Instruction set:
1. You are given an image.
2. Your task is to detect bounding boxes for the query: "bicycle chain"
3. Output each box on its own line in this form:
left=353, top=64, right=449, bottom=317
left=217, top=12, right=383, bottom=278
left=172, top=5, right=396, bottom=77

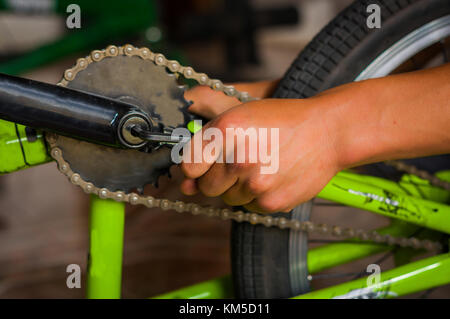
left=385, top=160, right=450, bottom=191
left=47, top=44, right=445, bottom=252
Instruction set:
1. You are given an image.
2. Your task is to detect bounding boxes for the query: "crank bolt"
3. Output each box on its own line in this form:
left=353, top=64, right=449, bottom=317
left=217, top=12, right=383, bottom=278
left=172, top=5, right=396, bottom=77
left=118, top=113, right=152, bottom=149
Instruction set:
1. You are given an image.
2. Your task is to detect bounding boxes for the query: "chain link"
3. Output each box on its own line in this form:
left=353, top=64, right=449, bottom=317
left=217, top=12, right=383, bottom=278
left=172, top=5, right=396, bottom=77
left=48, top=45, right=445, bottom=252
left=385, top=160, right=450, bottom=191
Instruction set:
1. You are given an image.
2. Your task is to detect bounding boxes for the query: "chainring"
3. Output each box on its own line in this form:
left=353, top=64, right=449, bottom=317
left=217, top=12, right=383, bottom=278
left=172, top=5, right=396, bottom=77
left=53, top=48, right=191, bottom=192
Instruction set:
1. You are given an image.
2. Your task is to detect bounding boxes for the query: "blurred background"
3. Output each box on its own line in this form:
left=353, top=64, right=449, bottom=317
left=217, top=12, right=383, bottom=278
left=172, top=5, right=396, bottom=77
left=0, top=0, right=448, bottom=298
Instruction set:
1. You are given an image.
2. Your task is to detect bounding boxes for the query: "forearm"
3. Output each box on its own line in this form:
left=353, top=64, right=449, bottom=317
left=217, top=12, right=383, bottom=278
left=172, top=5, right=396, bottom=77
left=334, top=63, right=450, bottom=169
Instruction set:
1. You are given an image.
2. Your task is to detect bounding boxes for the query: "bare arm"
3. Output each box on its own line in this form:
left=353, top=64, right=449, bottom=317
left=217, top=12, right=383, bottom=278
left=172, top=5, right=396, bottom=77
left=335, top=63, right=450, bottom=168
left=181, top=64, right=450, bottom=212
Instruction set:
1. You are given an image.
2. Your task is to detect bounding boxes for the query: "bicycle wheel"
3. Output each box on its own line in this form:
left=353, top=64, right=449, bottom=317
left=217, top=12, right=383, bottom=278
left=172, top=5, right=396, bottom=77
left=231, top=0, right=450, bottom=299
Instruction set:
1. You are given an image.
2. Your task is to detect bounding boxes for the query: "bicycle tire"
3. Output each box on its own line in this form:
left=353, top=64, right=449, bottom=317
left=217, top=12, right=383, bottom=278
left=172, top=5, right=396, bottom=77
left=231, top=0, right=450, bottom=299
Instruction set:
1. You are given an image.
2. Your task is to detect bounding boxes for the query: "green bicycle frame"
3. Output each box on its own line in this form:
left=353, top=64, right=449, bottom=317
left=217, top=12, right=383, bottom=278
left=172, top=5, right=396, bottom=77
left=155, top=252, right=450, bottom=299
left=0, top=120, right=51, bottom=173
left=87, top=196, right=125, bottom=299
left=1, top=114, right=449, bottom=298
left=296, top=252, right=450, bottom=299
left=152, top=168, right=450, bottom=299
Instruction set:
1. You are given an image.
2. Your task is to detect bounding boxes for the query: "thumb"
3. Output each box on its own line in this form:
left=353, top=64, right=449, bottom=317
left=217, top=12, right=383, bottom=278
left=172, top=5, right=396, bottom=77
left=180, top=119, right=222, bottom=179
left=185, top=85, right=242, bottom=119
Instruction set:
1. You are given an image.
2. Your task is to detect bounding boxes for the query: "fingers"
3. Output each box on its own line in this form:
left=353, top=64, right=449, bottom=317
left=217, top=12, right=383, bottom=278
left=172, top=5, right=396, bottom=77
left=180, top=178, right=199, bottom=196
left=221, top=179, right=255, bottom=207
left=180, top=124, right=221, bottom=179
left=180, top=98, right=289, bottom=208
left=242, top=178, right=294, bottom=213
left=180, top=106, right=265, bottom=206
left=243, top=197, right=289, bottom=214
left=240, top=80, right=280, bottom=99
left=243, top=177, right=314, bottom=213
left=181, top=175, right=295, bottom=213
left=185, top=80, right=281, bottom=120
left=185, top=85, right=241, bottom=119
left=243, top=200, right=264, bottom=213
left=197, top=163, right=238, bottom=197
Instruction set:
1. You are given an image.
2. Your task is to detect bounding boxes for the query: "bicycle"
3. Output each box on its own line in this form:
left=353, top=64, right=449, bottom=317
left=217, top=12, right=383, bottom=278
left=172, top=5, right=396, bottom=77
left=0, top=0, right=449, bottom=299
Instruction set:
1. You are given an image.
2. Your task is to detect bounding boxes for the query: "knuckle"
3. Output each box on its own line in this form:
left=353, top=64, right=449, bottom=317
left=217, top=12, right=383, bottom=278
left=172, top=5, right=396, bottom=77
left=197, top=177, right=217, bottom=197
left=245, top=175, right=273, bottom=196
left=191, top=85, right=212, bottom=101
left=225, top=162, right=248, bottom=174
left=243, top=203, right=256, bottom=212
left=180, top=162, right=199, bottom=179
left=214, top=113, right=239, bottom=131
left=221, top=192, right=243, bottom=207
left=256, top=196, right=285, bottom=213
left=221, top=195, right=237, bottom=206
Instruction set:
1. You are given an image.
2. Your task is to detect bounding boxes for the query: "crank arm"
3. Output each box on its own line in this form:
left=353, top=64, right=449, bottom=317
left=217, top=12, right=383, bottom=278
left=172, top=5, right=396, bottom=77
left=0, top=73, right=156, bottom=149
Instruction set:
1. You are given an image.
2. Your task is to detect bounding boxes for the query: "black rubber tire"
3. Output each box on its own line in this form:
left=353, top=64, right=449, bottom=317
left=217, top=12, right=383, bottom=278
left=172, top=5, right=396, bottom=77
left=231, top=0, right=450, bottom=299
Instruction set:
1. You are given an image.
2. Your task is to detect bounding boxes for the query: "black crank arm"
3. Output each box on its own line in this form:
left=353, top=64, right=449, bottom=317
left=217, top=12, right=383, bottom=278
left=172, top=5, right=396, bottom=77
left=0, top=73, right=150, bottom=148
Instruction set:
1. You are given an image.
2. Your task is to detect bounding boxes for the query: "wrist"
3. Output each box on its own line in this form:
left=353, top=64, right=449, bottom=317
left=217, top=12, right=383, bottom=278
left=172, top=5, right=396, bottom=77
left=327, top=80, right=384, bottom=170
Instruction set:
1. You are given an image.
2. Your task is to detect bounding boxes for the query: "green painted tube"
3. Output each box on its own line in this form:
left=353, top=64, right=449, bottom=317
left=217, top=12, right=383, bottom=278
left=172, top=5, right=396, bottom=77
left=336, top=170, right=450, bottom=203
left=87, top=196, right=125, bottom=299
left=307, top=221, right=420, bottom=274
left=295, top=253, right=450, bottom=299
left=318, top=173, right=450, bottom=234
left=153, top=276, right=233, bottom=299
left=0, top=119, right=51, bottom=174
